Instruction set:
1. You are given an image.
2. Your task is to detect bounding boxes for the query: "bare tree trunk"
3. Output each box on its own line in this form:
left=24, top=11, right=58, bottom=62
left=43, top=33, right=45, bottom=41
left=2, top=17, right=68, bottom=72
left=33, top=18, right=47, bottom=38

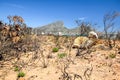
left=103, top=11, right=120, bottom=49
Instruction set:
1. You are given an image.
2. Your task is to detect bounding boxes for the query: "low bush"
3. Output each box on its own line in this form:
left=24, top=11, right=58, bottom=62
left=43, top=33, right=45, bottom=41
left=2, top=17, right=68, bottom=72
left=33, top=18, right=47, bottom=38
left=58, top=53, right=67, bottom=58
left=109, top=53, right=116, bottom=58
left=52, top=47, right=59, bottom=52
left=14, top=66, right=19, bottom=71
left=18, top=72, right=25, bottom=77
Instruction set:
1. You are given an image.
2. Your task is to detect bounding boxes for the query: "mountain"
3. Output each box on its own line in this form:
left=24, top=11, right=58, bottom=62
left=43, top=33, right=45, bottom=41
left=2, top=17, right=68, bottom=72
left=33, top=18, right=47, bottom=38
left=33, top=21, right=81, bottom=35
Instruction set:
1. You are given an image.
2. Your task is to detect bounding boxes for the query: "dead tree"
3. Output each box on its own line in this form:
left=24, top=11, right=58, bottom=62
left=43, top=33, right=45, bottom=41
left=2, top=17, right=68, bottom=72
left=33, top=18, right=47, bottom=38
left=7, top=15, right=12, bottom=25
left=75, top=20, right=93, bottom=36
left=7, top=15, right=24, bottom=27
left=103, top=11, right=120, bottom=48
left=116, top=31, right=120, bottom=40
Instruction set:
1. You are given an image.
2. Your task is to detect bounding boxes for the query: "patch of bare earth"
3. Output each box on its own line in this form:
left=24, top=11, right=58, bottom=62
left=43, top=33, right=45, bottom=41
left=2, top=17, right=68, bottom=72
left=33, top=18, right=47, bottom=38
left=0, top=35, right=120, bottom=80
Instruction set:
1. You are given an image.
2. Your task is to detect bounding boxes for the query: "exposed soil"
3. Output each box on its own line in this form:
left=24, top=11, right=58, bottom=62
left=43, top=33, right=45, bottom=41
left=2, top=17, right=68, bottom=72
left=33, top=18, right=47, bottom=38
left=0, top=35, right=120, bottom=80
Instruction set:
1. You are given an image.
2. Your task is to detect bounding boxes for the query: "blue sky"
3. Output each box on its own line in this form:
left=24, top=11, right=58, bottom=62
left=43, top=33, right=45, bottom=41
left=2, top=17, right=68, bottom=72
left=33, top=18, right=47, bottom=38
left=0, top=0, right=120, bottom=31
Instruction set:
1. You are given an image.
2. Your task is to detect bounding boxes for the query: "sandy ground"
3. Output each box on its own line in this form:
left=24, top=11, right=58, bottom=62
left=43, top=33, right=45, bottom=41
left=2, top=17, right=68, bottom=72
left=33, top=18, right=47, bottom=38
left=0, top=35, right=120, bottom=80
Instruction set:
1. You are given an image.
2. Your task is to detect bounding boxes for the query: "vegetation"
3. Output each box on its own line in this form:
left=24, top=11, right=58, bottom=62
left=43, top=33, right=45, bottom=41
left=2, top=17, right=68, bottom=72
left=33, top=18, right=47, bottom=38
left=58, top=53, right=67, bottom=58
left=109, top=53, right=116, bottom=58
left=75, top=20, right=94, bottom=35
left=0, top=11, right=120, bottom=80
left=14, top=66, right=19, bottom=71
left=0, top=15, right=34, bottom=62
left=103, top=11, right=120, bottom=48
left=18, top=72, right=25, bottom=77
left=52, top=47, right=59, bottom=52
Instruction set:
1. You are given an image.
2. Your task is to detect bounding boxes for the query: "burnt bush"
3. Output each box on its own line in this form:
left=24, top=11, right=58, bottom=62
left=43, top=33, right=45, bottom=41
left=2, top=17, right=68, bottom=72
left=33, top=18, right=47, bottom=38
left=0, top=16, right=39, bottom=61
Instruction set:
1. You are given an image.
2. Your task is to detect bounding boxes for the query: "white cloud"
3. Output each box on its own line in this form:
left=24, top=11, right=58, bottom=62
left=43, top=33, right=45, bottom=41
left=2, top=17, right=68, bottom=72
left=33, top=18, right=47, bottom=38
left=4, top=3, right=24, bottom=9
left=78, top=17, right=87, bottom=21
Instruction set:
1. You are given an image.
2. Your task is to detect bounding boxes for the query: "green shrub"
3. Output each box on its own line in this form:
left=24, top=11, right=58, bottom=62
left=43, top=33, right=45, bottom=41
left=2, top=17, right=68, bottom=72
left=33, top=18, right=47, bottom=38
left=14, top=66, right=19, bottom=71
left=52, top=47, right=59, bottom=52
left=18, top=72, right=25, bottom=77
left=109, top=53, right=116, bottom=58
left=58, top=53, right=67, bottom=58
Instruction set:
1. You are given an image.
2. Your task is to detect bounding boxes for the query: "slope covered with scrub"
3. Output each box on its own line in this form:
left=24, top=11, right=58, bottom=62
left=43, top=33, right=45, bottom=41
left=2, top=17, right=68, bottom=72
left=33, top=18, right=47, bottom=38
left=0, top=35, right=120, bottom=80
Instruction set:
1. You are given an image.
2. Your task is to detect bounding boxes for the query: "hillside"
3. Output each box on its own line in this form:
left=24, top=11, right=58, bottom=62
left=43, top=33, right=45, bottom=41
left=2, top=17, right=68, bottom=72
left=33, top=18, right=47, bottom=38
left=0, top=35, right=120, bottom=80
left=33, top=21, right=81, bottom=35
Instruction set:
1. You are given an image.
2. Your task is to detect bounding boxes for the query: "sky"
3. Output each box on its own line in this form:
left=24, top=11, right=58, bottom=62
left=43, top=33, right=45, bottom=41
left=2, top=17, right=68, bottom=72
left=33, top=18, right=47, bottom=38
left=0, top=0, right=120, bottom=31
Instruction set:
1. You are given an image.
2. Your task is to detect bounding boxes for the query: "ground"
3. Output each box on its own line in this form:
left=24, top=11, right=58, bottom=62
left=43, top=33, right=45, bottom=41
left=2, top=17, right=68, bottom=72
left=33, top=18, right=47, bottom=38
left=0, top=35, right=120, bottom=80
